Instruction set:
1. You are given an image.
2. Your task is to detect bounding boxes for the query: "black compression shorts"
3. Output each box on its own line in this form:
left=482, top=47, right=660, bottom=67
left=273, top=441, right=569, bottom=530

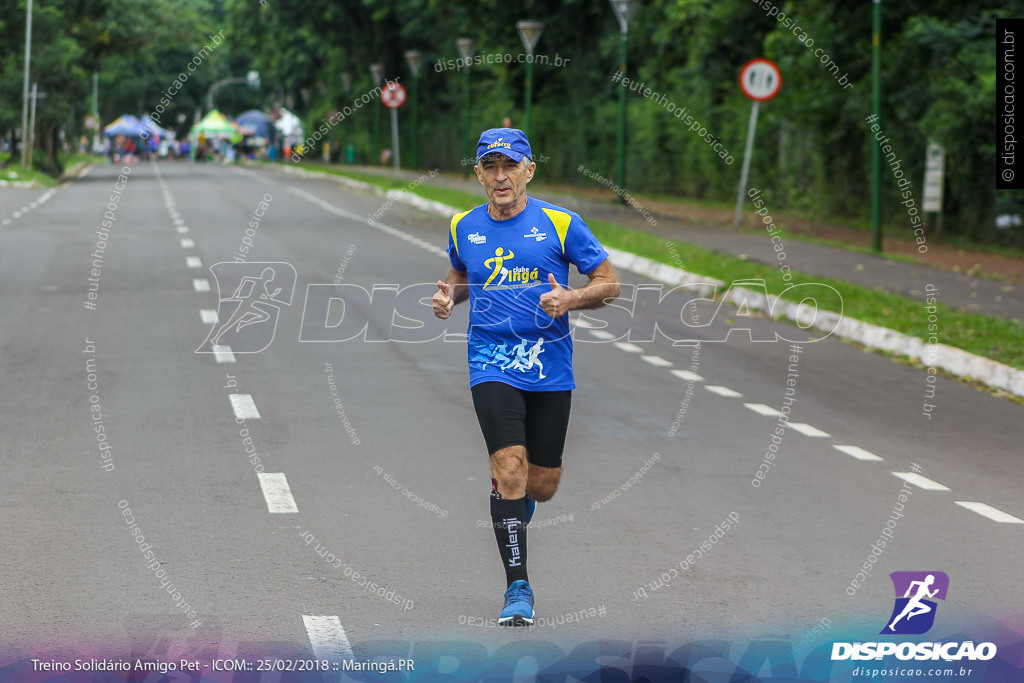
left=470, top=381, right=572, bottom=469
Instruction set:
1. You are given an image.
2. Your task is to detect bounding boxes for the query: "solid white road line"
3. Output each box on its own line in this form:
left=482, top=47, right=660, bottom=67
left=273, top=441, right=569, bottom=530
left=833, top=445, right=884, bottom=462
left=641, top=355, right=673, bottom=367
left=193, top=278, right=210, bottom=292
left=671, top=370, right=705, bottom=382
left=954, top=501, right=1024, bottom=524
left=229, top=393, right=261, bottom=420
left=303, top=615, right=354, bottom=660
left=232, top=167, right=276, bottom=186
left=744, top=403, right=783, bottom=417
left=613, top=341, right=643, bottom=353
left=786, top=422, right=831, bottom=438
left=892, top=471, right=951, bottom=492
left=257, top=472, right=299, bottom=513
left=212, top=345, right=236, bottom=364
left=705, top=385, right=742, bottom=397
left=200, top=309, right=219, bottom=324
left=288, top=186, right=448, bottom=258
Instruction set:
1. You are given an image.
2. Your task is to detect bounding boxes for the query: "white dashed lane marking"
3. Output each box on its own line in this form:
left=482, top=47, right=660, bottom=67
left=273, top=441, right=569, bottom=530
left=641, top=355, right=672, bottom=367
left=705, top=385, right=742, bottom=398
left=833, top=445, right=884, bottom=462
left=200, top=309, right=219, bottom=324
left=744, top=403, right=783, bottom=417
left=186, top=257, right=203, bottom=269
left=954, top=501, right=1024, bottom=524
left=213, top=345, right=236, bottom=364
left=177, top=226, right=189, bottom=234
left=180, top=238, right=195, bottom=248
left=193, top=278, right=210, bottom=292
left=588, top=330, right=616, bottom=341
left=613, top=341, right=643, bottom=353
left=229, top=393, right=261, bottom=420
left=786, top=422, right=831, bottom=438
left=257, top=472, right=299, bottom=513
left=671, top=370, right=704, bottom=382
left=892, top=471, right=951, bottom=492
left=303, top=615, right=354, bottom=660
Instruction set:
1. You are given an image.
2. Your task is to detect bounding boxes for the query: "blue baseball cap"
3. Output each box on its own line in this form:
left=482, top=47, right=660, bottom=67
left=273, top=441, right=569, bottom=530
left=476, top=128, right=533, bottom=164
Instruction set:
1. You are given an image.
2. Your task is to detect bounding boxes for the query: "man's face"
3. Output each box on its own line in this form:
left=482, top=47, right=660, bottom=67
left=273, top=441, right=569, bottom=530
left=475, top=153, right=535, bottom=211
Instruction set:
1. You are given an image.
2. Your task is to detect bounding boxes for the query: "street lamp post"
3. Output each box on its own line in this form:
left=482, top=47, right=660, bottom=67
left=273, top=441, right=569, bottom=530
left=516, top=21, right=544, bottom=139
left=206, top=71, right=260, bottom=111
left=340, top=72, right=351, bottom=164
left=20, top=0, right=33, bottom=170
left=370, top=63, right=385, bottom=165
left=404, top=50, right=423, bottom=170
left=609, top=0, right=640, bottom=204
left=456, top=38, right=477, bottom=171
left=871, top=0, right=883, bottom=252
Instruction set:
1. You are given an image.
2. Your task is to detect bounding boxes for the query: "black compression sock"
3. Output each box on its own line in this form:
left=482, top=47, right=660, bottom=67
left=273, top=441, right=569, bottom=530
left=490, top=496, right=528, bottom=586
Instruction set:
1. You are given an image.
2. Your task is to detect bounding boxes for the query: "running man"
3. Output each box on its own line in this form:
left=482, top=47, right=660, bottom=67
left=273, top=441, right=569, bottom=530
left=432, top=128, right=620, bottom=626
left=211, top=266, right=284, bottom=345
left=888, top=574, right=939, bottom=631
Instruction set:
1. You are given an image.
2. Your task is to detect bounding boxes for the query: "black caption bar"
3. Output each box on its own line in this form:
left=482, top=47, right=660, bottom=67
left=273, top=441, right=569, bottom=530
left=997, top=18, right=1024, bottom=189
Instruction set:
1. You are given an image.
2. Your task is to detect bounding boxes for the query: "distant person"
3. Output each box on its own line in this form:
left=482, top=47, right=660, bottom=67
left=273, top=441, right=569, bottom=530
left=432, top=128, right=619, bottom=626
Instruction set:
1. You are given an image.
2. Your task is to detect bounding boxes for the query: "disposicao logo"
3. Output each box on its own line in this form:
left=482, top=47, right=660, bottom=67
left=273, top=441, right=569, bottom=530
left=882, top=571, right=948, bottom=635
left=831, top=571, right=997, bottom=663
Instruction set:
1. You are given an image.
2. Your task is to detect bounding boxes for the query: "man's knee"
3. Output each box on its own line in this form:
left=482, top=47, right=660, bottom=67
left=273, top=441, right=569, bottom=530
left=491, top=446, right=528, bottom=493
left=527, top=467, right=561, bottom=502
left=528, top=484, right=557, bottom=502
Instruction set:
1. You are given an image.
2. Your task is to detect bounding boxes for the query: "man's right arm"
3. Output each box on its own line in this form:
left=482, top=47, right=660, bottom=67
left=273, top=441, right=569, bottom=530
left=432, top=267, right=469, bottom=319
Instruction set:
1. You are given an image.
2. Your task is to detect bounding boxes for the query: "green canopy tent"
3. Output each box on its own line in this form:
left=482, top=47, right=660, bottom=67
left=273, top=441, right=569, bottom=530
left=190, top=109, right=242, bottom=143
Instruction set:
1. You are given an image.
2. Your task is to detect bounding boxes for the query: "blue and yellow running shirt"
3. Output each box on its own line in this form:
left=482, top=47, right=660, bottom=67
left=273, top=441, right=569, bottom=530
left=447, top=197, right=609, bottom=391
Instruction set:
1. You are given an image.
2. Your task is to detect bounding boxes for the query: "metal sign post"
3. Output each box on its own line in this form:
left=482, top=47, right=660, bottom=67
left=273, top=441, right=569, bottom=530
left=381, top=82, right=407, bottom=172
left=733, top=59, right=782, bottom=226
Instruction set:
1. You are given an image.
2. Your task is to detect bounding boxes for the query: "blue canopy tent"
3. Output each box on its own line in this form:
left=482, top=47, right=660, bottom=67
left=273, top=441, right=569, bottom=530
left=141, top=115, right=171, bottom=139
left=104, top=114, right=144, bottom=137
left=235, top=110, right=274, bottom=139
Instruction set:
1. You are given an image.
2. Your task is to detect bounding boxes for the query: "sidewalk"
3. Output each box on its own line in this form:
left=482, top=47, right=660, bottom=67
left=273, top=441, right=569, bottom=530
left=347, top=164, right=1022, bottom=324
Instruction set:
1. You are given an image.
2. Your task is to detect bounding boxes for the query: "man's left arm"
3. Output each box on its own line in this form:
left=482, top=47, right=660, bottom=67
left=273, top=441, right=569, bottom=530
left=540, top=259, right=620, bottom=318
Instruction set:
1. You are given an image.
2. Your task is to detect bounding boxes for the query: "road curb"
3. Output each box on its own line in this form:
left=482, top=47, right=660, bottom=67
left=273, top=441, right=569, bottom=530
left=268, top=162, right=1024, bottom=399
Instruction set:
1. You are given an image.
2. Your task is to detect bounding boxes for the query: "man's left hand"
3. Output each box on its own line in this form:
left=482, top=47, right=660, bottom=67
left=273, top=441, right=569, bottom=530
left=540, top=273, right=579, bottom=318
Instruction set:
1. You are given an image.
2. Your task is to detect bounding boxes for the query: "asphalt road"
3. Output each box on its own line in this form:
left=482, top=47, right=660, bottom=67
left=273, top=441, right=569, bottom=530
left=0, top=161, right=1021, bottom=679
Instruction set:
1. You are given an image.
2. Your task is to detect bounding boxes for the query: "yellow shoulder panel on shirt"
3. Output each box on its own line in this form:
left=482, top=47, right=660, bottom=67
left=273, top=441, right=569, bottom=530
left=541, top=208, right=572, bottom=253
left=449, top=210, right=473, bottom=257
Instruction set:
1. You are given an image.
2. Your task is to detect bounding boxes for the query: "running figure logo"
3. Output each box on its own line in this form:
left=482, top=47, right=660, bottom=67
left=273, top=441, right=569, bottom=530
left=471, top=338, right=547, bottom=378
left=881, top=571, right=949, bottom=635
left=196, top=262, right=296, bottom=353
left=483, top=247, right=514, bottom=289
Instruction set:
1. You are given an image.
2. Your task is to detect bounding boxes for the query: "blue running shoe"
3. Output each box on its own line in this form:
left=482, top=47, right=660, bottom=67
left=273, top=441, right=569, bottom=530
left=498, top=580, right=534, bottom=626
left=524, top=494, right=536, bottom=525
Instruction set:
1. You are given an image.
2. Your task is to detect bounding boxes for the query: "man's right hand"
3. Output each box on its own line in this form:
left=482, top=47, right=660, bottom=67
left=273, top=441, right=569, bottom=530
left=433, top=280, right=455, bottom=319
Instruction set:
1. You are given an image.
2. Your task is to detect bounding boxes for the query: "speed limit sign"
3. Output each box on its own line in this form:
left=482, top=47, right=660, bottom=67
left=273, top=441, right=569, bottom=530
left=739, top=58, right=782, bottom=101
